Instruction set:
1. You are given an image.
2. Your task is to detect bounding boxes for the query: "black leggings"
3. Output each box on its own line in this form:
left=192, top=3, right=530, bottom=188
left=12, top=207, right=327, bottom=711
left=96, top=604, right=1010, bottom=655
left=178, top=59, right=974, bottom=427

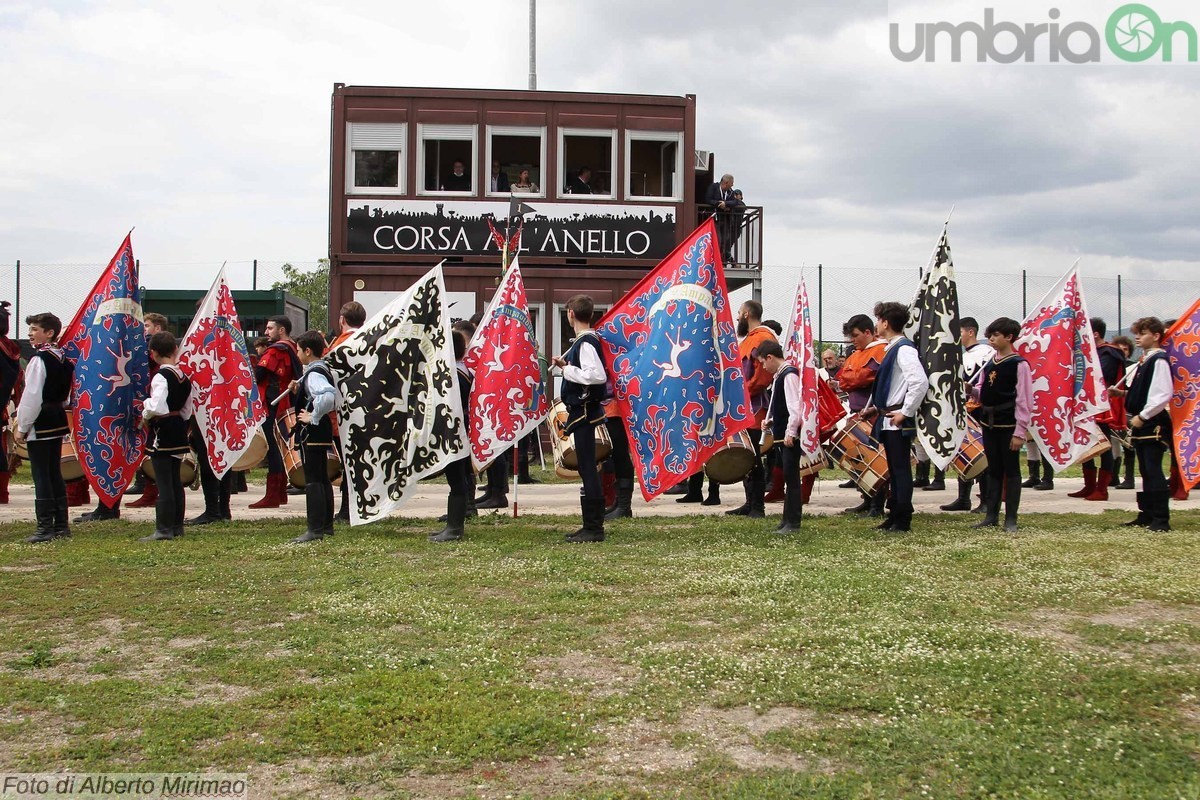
left=880, top=430, right=913, bottom=520
left=982, top=426, right=1022, bottom=502
left=1134, top=437, right=1168, bottom=494
left=263, top=413, right=284, bottom=474
left=302, top=444, right=333, bottom=532
left=27, top=437, right=65, bottom=501
left=605, top=417, right=634, bottom=481
left=572, top=424, right=602, bottom=500
left=151, top=453, right=185, bottom=531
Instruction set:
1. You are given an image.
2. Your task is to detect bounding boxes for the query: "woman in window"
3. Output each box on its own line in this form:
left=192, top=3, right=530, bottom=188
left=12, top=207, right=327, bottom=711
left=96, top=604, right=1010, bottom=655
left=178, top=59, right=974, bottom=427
left=511, top=168, right=539, bottom=194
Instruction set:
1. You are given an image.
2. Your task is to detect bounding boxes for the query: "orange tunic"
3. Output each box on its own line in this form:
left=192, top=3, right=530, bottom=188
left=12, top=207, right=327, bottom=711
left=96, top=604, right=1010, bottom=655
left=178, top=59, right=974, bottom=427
left=740, top=325, right=778, bottom=422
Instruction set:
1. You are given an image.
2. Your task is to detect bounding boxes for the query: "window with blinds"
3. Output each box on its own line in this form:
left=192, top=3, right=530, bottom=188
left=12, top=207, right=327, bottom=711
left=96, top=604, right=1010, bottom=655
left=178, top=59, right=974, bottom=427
left=347, top=123, right=406, bottom=193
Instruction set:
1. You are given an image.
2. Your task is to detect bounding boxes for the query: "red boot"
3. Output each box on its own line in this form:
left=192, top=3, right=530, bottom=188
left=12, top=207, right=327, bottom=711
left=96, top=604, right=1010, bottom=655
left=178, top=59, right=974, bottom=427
left=1170, top=462, right=1190, bottom=501
left=248, top=473, right=286, bottom=509
left=126, top=477, right=158, bottom=508
left=801, top=473, right=816, bottom=505
left=1085, top=470, right=1110, bottom=501
left=602, top=471, right=616, bottom=509
left=763, top=466, right=785, bottom=502
left=1067, top=465, right=1096, bottom=498
left=66, top=478, right=91, bottom=507
left=0, top=471, right=9, bottom=504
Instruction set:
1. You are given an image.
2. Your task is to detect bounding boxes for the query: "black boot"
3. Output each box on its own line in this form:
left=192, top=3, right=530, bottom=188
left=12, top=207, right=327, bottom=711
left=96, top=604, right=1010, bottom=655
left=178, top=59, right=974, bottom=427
left=701, top=480, right=722, bottom=506
left=775, top=476, right=803, bottom=535
left=233, top=471, right=248, bottom=494
left=566, top=497, right=605, bottom=543
left=75, top=500, right=119, bottom=524
left=972, top=474, right=988, bottom=513
left=866, top=486, right=887, bottom=518
left=53, top=497, right=71, bottom=539
left=972, top=483, right=1000, bottom=528
left=1021, top=459, right=1040, bottom=488
left=1034, top=458, right=1054, bottom=490
left=1122, top=492, right=1150, bottom=527
left=747, top=470, right=766, bottom=519
left=517, top=441, right=540, bottom=484
left=923, top=467, right=946, bottom=491
left=431, top=495, right=467, bottom=542
left=1109, top=459, right=1122, bottom=487
left=291, top=482, right=328, bottom=543
left=1004, top=482, right=1021, bottom=533
left=913, top=461, right=931, bottom=488
left=605, top=479, right=634, bottom=520
left=844, top=494, right=871, bottom=514
left=677, top=472, right=704, bottom=504
left=1117, top=454, right=1135, bottom=489
left=25, top=499, right=58, bottom=543
left=940, top=479, right=973, bottom=511
left=1146, top=490, right=1172, bottom=532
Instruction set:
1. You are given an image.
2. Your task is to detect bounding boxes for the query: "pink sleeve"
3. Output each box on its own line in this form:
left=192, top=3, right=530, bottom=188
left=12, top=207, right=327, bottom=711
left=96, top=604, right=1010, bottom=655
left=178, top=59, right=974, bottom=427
left=1014, top=361, right=1033, bottom=440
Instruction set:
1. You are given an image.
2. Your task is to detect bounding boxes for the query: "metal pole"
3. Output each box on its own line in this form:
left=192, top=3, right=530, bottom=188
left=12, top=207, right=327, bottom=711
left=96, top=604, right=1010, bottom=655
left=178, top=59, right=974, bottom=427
left=1117, top=274, right=1123, bottom=334
left=13, top=260, right=19, bottom=339
left=253, top=259, right=258, bottom=291
left=1022, top=269, right=1027, bottom=319
left=528, top=0, right=537, bottom=90
left=817, top=263, right=823, bottom=348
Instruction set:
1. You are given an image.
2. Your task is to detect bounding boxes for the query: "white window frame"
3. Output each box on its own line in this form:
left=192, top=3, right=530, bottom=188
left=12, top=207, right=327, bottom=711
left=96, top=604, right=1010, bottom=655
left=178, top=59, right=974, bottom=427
left=345, top=122, right=407, bottom=195
left=485, top=125, right=547, bottom=198
left=625, top=130, right=684, bottom=202
left=417, top=123, right=478, bottom=197
left=558, top=127, right=617, bottom=200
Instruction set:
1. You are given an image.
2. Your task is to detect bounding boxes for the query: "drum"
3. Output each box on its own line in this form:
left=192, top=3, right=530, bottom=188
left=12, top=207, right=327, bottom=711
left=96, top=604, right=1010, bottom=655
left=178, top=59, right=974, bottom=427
left=828, top=418, right=889, bottom=496
left=141, top=452, right=198, bottom=485
left=951, top=416, right=988, bottom=481
left=550, top=398, right=611, bottom=473
left=798, top=450, right=825, bottom=478
left=704, top=430, right=756, bottom=485
left=232, top=428, right=268, bottom=472
left=277, top=408, right=344, bottom=488
left=1071, top=438, right=1111, bottom=466
left=12, top=420, right=82, bottom=479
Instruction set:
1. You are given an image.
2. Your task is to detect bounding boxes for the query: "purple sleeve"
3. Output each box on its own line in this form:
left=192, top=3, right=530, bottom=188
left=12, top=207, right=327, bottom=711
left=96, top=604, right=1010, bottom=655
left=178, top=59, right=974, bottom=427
left=1014, top=361, right=1033, bottom=440
left=968, top=368, right=983, bottom=401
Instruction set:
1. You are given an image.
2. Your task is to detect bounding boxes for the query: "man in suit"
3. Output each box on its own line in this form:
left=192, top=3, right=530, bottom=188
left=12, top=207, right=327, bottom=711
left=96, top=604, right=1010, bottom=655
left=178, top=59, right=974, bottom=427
left=705, top=174, right=740, bottom=264
left=566, top=167, right=592, bottom=195
left=489, top=160, right=511, bottom=193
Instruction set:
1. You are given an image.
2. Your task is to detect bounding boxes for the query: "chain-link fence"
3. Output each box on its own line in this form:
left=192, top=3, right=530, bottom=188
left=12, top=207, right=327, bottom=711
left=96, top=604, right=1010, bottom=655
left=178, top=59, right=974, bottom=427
left=757, top=265, right=1200, bottom=349
left=0, top=259, right=324, bottom=337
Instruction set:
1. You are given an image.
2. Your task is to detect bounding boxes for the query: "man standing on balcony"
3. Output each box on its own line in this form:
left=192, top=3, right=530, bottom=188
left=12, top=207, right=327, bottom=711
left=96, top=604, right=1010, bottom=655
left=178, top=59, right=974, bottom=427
left=704, top=174, right=738, bottom=266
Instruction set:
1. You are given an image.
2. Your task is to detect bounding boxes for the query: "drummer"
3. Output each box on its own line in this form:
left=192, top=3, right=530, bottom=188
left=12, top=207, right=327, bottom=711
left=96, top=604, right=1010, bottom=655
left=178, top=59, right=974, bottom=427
left=940, top=317, right=994, bottom=514
left=757, top=341, right=804, bottom=535
left=836, top=314, right=885, bottom=516
left=287, top=330, right=339, bottom=544
left=968, top=317, right=1033, bottom=533
left=862, top=301, right=929, bottom=533
left=550, top=295, right=608, bottom=543
left=139, top=332, right=195, bottom=541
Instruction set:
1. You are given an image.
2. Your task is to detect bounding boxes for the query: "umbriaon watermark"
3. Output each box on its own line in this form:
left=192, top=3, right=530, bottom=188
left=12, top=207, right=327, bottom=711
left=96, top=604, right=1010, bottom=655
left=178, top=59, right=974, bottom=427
left=890, top=4, right=1198, bottom=63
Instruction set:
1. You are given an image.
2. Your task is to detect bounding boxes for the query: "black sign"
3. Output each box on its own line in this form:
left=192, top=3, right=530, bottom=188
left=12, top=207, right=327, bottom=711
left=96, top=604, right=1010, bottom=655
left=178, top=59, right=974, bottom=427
left=347, top=200, right=676, bottom=260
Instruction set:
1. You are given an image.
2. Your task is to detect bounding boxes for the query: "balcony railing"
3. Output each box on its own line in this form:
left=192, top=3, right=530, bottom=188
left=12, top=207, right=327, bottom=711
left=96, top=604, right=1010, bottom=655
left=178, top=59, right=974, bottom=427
left=696, top=205, right=763, bottom=271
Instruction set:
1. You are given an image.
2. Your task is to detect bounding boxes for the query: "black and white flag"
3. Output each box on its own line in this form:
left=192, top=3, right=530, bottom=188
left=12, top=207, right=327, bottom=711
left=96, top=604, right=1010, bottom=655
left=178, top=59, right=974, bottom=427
left=906, top=224, right=965, bottom=471
left=325, top=264, right=468, bottom=525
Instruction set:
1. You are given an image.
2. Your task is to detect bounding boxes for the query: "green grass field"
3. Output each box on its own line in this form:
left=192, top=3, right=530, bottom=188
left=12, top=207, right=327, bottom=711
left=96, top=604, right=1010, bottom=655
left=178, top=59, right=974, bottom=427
left=0, top=509, right=1196, bottom=799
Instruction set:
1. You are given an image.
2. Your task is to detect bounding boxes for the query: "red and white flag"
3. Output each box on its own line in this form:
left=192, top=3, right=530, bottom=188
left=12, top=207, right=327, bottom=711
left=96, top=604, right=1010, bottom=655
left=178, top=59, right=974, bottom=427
left=783, top=274, right=822, bottom=461
left=464, top=258, right=549, bottom=471
left=1016, top=262, right=1109, bottom=471
left=178, top=267, right=266, bottom=478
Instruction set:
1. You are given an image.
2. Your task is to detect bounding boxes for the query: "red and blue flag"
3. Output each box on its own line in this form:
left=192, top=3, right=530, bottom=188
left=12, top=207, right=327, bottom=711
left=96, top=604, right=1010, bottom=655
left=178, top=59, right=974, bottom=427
left=596, top=219, right=753, bottom=501
left=59, top=233, right=149, bottom=506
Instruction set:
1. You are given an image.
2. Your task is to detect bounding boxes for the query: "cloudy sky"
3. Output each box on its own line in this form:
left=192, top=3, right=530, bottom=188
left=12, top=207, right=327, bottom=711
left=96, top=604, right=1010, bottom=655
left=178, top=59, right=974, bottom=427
left=1, top=0, right=1197, bottom=329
